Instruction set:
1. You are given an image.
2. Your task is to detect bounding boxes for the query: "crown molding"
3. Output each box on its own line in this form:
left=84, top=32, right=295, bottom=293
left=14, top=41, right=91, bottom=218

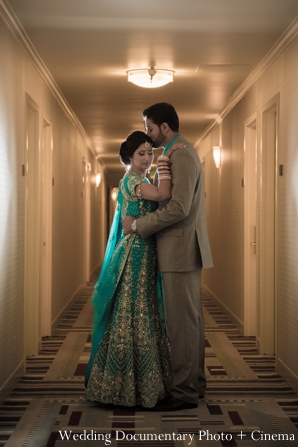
left=194, top=15, right=298, bottom=147
left=0, top=0, right=96, bottom=155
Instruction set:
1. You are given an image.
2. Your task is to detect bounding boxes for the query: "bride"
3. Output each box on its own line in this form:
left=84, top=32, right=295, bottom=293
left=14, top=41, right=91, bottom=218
left=85, top=131, right=182, bottom=408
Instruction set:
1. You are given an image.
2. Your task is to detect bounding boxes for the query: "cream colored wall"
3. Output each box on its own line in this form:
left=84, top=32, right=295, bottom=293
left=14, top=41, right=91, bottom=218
left=0, top=13, right=105, bottom=402
left=198, top=33, right=298, bottom=388
left=201, top=113, right=246, bottom=327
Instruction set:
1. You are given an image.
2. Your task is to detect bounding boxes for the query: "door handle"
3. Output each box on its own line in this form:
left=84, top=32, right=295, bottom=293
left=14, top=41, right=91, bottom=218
left=251, top=226, right=256, bottom=253
left=251, top=241, right=256, bottom=254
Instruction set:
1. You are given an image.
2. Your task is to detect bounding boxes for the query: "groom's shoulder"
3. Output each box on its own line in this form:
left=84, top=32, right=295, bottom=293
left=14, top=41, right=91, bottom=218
left=174, top=136, right=198, bottom=160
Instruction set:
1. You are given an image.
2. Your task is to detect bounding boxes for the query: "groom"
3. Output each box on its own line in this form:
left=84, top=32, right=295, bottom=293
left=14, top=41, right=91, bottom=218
left=123, top=103, right=213, bottom=411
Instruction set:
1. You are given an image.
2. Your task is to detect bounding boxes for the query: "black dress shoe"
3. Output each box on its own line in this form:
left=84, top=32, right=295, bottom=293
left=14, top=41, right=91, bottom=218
left=150, top=396, right=197, bottom=412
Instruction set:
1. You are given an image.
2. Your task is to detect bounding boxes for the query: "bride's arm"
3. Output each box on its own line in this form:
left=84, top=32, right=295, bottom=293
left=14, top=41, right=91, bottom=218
left=136, top=179, right=171, bottom=202
left=135, top=154, right=172, bottom=201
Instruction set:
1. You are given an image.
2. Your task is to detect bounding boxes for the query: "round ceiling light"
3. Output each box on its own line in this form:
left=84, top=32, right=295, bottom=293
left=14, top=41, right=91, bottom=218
left=127, top=67, right=174, bottom=88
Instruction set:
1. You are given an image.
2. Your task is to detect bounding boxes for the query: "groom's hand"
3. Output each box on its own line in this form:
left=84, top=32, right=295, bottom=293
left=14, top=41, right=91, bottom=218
left=122, top=215, right=136, bottom=234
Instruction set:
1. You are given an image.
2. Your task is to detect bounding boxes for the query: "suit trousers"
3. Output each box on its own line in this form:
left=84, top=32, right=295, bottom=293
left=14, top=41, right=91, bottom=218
left=163, top=268, right=205, bottom=404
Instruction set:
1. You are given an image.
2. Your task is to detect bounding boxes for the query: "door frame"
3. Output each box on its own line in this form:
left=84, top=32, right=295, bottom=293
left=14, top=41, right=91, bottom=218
left=82, top=157, right=91, bottom=284
left=24, top=94, right=41, bottom=356
left=41, top=117, right=53, bottom=336
left=244, top=114, right=257, bottom=336
left=259, top=94, right=279, bottom=355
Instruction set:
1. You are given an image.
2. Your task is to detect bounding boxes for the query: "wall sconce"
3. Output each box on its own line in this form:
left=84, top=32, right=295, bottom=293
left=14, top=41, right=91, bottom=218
left=111, top=188, right=117, bottom=201
left=213, top=146, right=221, bottom=168
left=95, top=172, right=102, bottom=187
left=127, top=67, right=174, bottom=88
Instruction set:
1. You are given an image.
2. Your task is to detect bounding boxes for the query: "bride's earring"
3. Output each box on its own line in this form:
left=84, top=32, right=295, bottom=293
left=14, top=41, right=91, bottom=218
left=129, top=158, right=133, bottom=173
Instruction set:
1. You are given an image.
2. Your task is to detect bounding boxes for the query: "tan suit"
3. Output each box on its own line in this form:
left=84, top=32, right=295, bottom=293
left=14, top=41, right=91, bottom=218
left=137, top=136, right=213, bottom=403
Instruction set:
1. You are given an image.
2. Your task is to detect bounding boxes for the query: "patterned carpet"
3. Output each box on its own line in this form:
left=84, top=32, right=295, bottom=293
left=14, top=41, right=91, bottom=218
left=1, top=273, right=298, bottom=447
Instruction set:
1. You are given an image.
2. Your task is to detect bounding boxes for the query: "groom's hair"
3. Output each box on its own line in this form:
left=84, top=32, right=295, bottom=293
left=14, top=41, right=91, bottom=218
left=143, top=103, right=179, bottom=132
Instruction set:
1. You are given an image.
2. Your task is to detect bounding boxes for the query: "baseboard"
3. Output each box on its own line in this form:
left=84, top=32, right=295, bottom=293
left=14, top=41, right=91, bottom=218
left=90, top=263, right=102, bottom=278
left=203, top=285, right=244, bottom=333
left=0, top=361, right=25, bottom=405
left=277, top=359, right=298, bottom=394
left=51, top=284, right=83, bottom=331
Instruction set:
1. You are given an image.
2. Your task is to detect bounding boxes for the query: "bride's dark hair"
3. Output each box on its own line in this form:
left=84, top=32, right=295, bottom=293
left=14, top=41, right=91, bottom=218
left=119, top=131, right=154, bottom=166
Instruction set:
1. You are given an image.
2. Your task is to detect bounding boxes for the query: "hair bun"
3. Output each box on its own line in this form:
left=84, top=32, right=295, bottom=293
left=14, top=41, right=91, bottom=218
left=119, top=130, right=154, bottom=168
left=119, top=141, right=127, bottom=154
left=119, top=141, right=130, bottom=165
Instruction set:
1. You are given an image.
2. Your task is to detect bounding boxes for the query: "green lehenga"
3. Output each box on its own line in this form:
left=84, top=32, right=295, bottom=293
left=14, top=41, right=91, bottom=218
left=85, top=173, right=172, bottom=408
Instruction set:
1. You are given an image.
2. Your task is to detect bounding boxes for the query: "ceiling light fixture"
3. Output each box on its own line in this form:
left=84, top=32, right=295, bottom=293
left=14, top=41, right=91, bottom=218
left=127, top=67, right=174, bottom=88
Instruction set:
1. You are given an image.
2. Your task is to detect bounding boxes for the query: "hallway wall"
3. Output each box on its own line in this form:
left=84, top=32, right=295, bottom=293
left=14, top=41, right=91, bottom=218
left=198, top=30, right=298, bottom=390
left=0, top=12, right=105, bottom=402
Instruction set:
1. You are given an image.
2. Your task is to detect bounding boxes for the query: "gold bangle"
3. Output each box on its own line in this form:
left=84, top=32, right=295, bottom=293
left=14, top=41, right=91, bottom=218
left=157, top=155, right=170, bottom=162
left=158, top=175, right=172, bottom=181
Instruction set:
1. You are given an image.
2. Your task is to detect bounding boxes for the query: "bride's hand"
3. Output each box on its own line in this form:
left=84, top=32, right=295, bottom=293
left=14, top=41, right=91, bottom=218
left=166, top=143, right=186, bottom=158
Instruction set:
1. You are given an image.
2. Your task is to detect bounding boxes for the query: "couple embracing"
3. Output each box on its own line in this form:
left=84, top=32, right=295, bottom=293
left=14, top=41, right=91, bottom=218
left=85, top=102, right=213, bottom=411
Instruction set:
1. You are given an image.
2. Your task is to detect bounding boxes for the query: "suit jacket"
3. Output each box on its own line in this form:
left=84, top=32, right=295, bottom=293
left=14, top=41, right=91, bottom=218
left=136, top=135, right=213, bottom=272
